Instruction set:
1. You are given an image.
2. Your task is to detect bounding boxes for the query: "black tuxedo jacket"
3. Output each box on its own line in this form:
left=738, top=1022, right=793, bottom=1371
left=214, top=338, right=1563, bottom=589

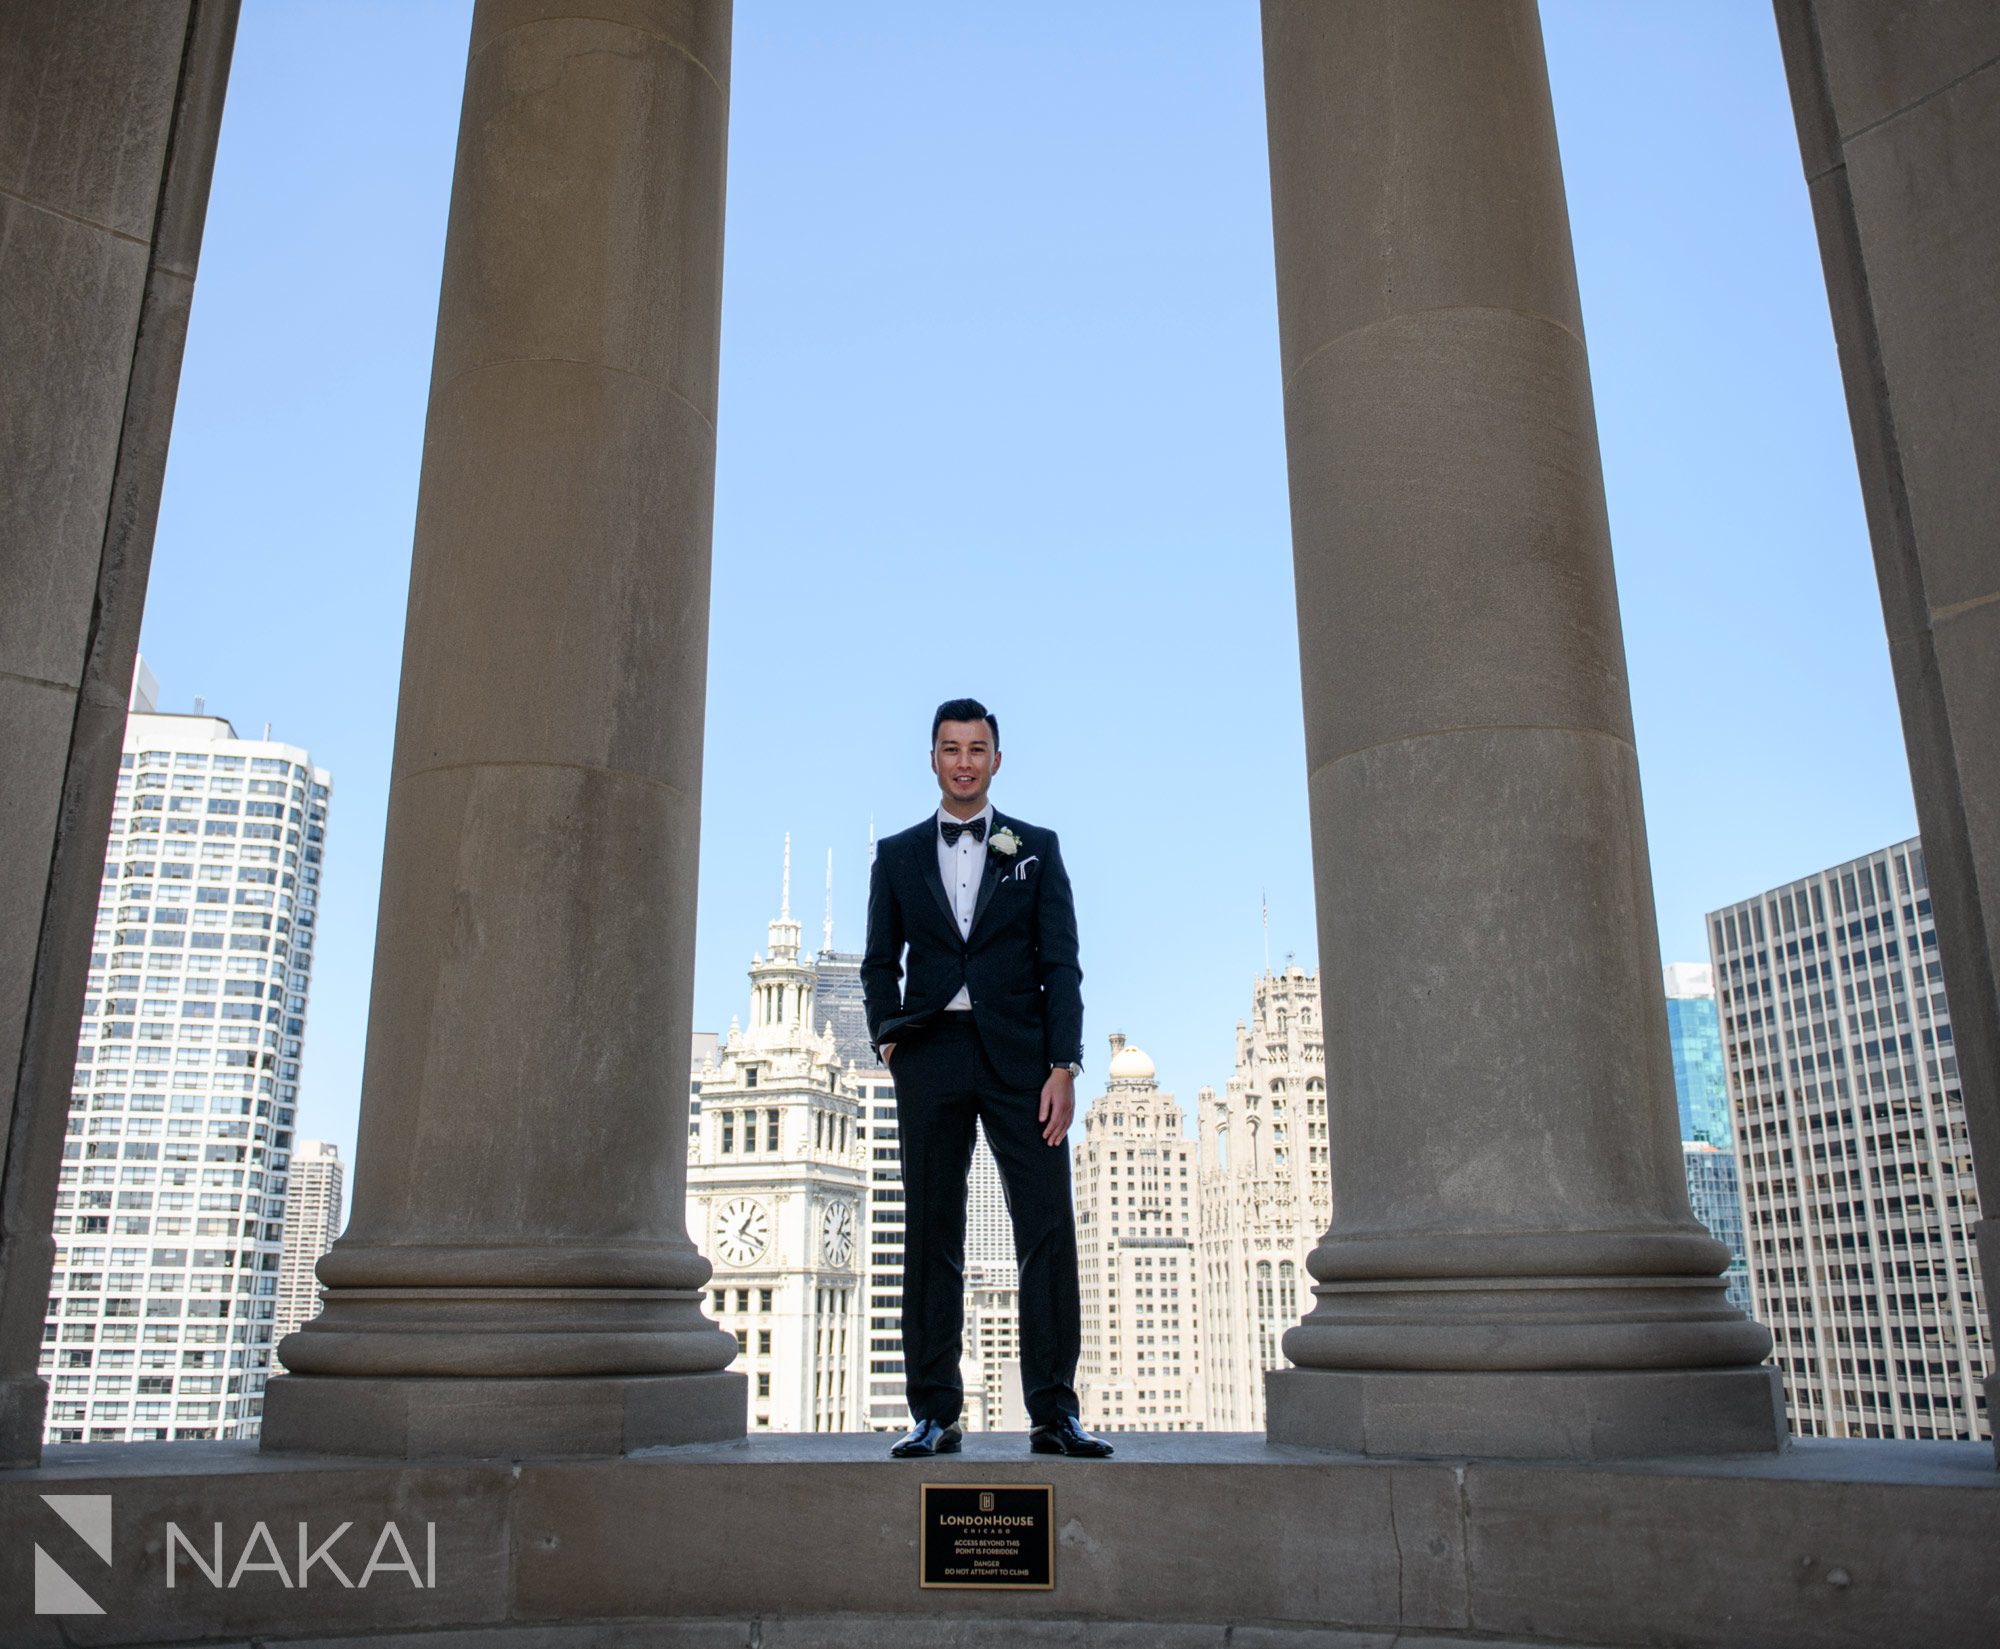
left=861, top=810, right=1084, bottom=1092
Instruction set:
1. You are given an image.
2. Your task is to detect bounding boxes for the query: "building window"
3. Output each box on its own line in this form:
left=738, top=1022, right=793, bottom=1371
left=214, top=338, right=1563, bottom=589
left=765, top=1109, right=779, bottom=1152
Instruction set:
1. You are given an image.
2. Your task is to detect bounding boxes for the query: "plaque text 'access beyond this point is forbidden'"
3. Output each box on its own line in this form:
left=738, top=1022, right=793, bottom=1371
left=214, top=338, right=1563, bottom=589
left=919, top=1484, right=1054, bottom=1589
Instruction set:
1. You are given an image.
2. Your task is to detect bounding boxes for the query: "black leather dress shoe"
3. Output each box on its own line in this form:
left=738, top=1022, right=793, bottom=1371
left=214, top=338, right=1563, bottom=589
left=890, top=1418, right=963, bottom=1458
left=1029, top=1416, right=1114, bottom=1458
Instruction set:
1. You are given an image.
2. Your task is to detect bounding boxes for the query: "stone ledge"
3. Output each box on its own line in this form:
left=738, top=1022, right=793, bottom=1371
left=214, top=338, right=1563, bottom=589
left=52, top=1623, right=1650, bottom=1649
left=260, top=1371, right=748, bottom=1458
left=1266, top=1365, right=1787, bottom=1458
left=1, top=1434, right=1994, bottom=1648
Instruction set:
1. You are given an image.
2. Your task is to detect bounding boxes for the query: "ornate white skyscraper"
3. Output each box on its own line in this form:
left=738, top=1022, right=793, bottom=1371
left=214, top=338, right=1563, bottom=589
left=39, top=683, right=331, bottom=1443
left=1074, top=1035, right=1203, bottom=1431
left=1196, top=965, right=1328, bottom=1431
left=273, top=1140, right=344, bottom=1363
left=689, top=840, right=868, bottom=1431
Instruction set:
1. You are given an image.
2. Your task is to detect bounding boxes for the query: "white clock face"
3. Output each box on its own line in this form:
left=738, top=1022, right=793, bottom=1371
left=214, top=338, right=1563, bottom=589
left=715, top=1198, right=770, bottom=1267
left=821, top=1200, right=855, bottom=1269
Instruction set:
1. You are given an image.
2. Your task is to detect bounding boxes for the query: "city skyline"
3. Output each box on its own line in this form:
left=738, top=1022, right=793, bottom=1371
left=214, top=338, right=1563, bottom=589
left=136, top=1, right=1914, bottom=1186
left=56, top=728, right=1972, bottom=1445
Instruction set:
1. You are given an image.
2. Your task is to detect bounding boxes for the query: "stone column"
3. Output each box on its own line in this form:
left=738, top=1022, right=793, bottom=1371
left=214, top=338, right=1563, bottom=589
left=1772, top=0, right=2000, bottom=1465
left=261, top=0, right=742, bottom=1458
left=1259, top=0, right=1782, bottom=1458
left=0, top=0, right=238, bottom=1468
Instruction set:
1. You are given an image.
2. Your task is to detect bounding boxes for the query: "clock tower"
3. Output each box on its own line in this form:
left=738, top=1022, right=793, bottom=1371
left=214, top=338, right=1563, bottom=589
left=688, top=838, right=869, bottom=1431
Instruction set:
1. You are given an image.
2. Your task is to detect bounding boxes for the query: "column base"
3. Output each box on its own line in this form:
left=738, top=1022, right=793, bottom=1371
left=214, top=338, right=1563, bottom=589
left=1266, top=1366, right=1786, bottom=1460
left=260, top=1370, right=746, bottom=1459
left=0, top=1374, right=48, bottom=1468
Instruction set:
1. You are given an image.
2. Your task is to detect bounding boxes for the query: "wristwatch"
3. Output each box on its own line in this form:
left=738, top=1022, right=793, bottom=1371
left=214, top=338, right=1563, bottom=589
left=1060, top=1060, right=1083, bottom=1077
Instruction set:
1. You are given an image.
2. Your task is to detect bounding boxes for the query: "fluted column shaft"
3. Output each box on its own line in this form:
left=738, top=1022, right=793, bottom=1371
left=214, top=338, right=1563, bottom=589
left=1260, top=0, right=1780, bottom=1457
left=264, top=0, right=741, bottom=1456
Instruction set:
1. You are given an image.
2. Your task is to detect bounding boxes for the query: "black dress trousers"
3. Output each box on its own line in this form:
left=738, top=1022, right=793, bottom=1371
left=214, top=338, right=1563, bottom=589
left=889, top=1012, right=1081, bottom=1429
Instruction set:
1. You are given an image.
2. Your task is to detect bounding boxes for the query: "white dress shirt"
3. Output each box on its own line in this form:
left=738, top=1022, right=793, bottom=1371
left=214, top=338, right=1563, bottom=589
left=935, top=801, right=993, bottom=1010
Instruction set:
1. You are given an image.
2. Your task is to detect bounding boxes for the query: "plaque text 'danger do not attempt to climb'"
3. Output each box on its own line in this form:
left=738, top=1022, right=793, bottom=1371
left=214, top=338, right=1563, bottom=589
left=919, top=1483, right=1055, bottom=1589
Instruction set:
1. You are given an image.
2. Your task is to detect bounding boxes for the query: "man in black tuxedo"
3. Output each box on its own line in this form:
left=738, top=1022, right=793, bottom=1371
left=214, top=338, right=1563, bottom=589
left=863, top=698, right=1113, bottom=1459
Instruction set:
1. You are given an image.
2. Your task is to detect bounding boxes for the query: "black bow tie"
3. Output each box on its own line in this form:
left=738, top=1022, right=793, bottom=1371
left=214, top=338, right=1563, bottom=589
left=939, top=816, right=988, bottom=845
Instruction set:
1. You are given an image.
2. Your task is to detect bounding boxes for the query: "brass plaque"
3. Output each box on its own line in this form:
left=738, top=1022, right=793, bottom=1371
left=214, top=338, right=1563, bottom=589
left=919, top=1483, right=1055, bottom=1590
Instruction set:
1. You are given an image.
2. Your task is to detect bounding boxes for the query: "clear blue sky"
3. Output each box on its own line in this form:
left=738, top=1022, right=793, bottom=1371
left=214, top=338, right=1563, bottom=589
left=143, top=1, right=1914, bottom=1193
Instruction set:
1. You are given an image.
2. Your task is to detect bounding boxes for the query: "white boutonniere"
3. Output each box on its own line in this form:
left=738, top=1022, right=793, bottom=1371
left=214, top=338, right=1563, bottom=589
left=989, top=826, right=1022, bottom=858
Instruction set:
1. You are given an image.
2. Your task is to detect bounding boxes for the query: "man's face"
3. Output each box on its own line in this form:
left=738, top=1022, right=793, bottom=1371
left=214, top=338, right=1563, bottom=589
left=931, top=719, right=1000, bottom=813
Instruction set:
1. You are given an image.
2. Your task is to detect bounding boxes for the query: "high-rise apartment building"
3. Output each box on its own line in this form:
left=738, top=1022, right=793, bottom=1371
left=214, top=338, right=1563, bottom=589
left=1195, top=966, right=1327, bottom=1431
left=1709, top=838, right=1989, bottom=1440
left=1664, top=963, right=1751, bottom=1312
left=688, top=847, right=867, bottom=1431
left=40, top=687, right=330, bottom=1443
left=273, top=1139, right=344, bottom=1362
left=1075, top=1035, right=1203, bottom=1431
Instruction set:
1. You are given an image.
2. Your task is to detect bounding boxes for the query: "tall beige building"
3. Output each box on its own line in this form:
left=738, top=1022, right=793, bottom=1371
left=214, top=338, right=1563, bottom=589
left=1196, top=966, right=1328, bottom=1431
left=1710, top=839, right=1989, bottom=1441
left=273, top=1140, right=344, bottom=1366
left=688, top=843, right=868, bottom=1432
left=1074, top=1035, right=1203, bottom=1431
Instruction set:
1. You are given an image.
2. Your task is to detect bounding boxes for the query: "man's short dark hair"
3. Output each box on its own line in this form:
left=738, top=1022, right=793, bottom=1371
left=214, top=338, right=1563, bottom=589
left=932, top=697, right=999, bottom=749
